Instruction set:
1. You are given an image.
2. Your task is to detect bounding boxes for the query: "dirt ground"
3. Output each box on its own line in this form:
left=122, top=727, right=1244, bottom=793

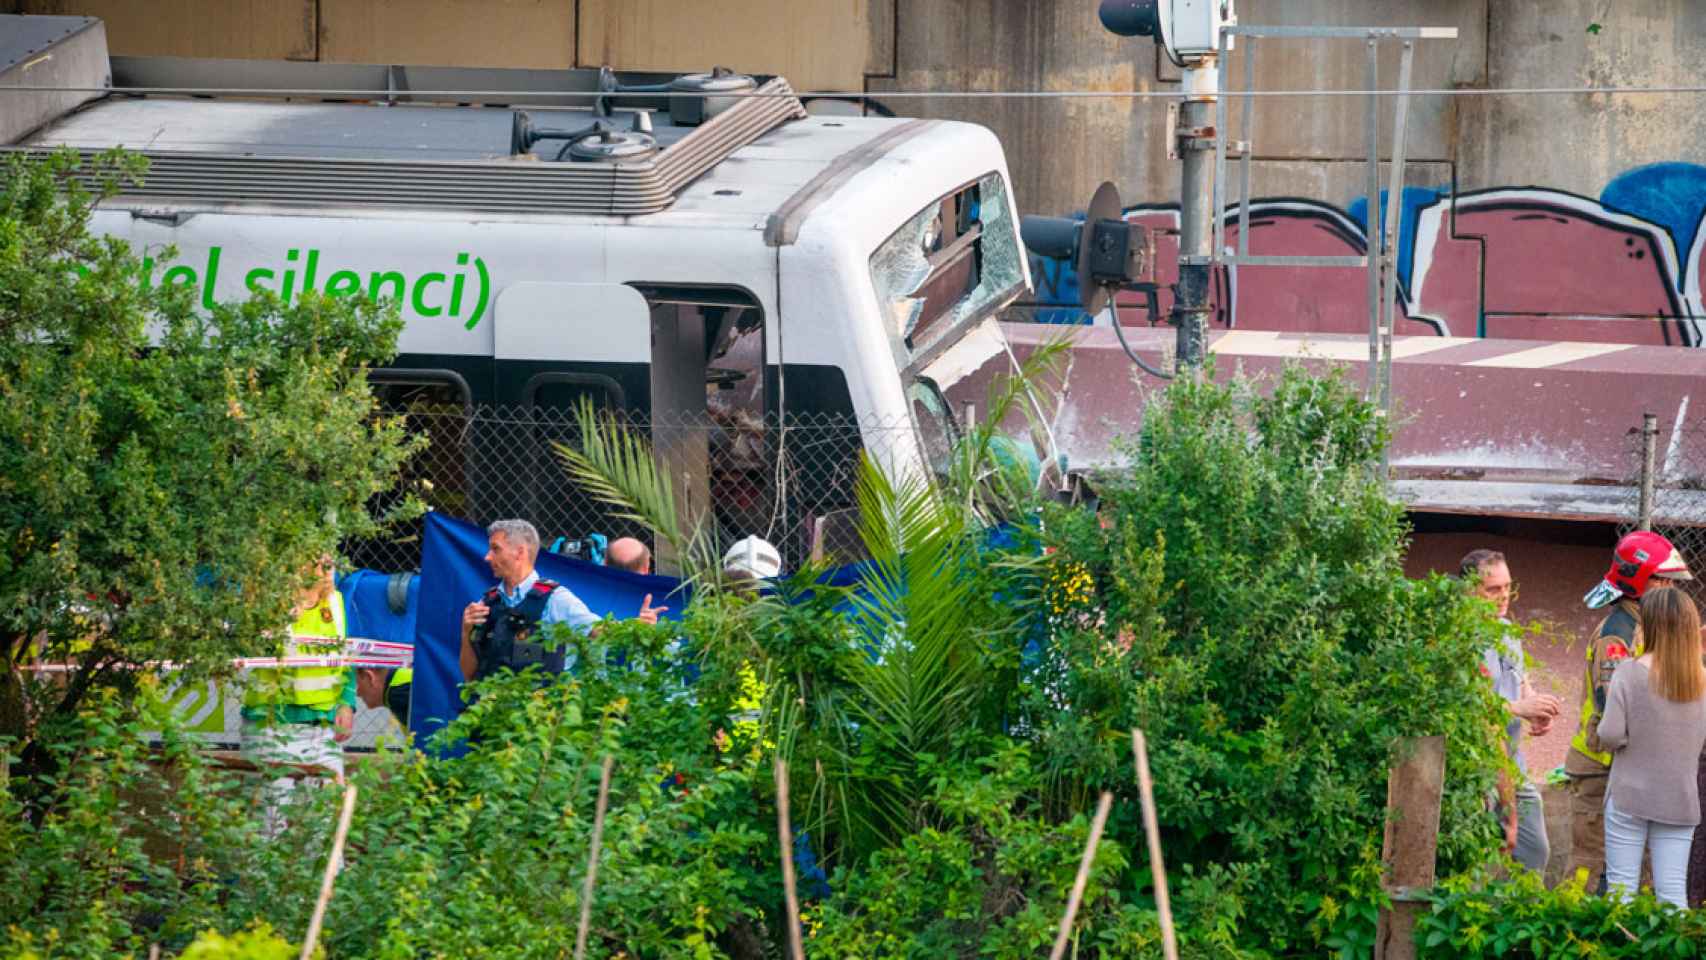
left=1405, top=523, right=1621, bottom=778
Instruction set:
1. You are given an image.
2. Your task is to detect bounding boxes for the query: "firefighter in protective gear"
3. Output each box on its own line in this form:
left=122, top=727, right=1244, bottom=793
left=1564, top=531, right=1693, bottom=892
left=713, top=536, right=783, bottom=755
left=723, top=535, right=782, bottom=584
left=240, top=556, right=356, bottom=836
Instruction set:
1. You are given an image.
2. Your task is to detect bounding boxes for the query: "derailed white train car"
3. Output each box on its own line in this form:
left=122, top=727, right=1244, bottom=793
left=5, top=14, right=1034, bottom=567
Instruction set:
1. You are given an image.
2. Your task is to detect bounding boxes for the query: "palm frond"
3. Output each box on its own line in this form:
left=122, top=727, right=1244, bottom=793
left=833, top=452, right=996, bottom=835
left=943, top=334, right=1074, bottom=522
left=823, top=336, right=1073, bottom=837
left=550, top=397, right=681, bottom=540
left=550, top=396, right=721, bottom=577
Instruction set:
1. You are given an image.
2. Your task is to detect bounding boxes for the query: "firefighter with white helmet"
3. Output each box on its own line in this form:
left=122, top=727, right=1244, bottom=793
left=722, top=535, right=782, bottom=584
left=1565, top=531, right=1693, bottom=892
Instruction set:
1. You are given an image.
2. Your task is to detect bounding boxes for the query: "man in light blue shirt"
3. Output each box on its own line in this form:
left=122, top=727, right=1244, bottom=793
left=459, top=519, right=599, bottom=681
left=1464, top=548, right=1562, bottom=875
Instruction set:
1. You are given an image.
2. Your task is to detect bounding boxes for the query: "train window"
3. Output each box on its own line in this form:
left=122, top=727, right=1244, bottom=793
left=523, top=372, right=626, bottom=414
left=367, top=368, right=471, bottom=413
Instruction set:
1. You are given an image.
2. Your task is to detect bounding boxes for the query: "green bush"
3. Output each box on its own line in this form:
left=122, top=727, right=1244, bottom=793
left=1417, top=869, right=1706, bottom=957
left=810, top=741, right=1249, bottom=960
left=316, top=621, right=782, bottom=960
left=1022, top=367, right=1512, bottom=956
left=177, top=925, right=305, bottom=960
left=0, top=692, right=288, bottom=960
left=0, top=149, right=421, bottom=789
left=1, top=618, right=783, bottom=959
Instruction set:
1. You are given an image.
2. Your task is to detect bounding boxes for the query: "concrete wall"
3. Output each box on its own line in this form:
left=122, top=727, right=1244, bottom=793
left=20, top=0, right=876, bottom=86
left=23, top=0, right=318, bottom=60
left=984, top=1, right=1706, bottom=349
left=872, top=1, right=1706, bottom=220
left=23, top=0, right=1706, bottom=218
left=1461, top=0, right=1706, bottom=199
left=873, top=0, right=1489, bottom=214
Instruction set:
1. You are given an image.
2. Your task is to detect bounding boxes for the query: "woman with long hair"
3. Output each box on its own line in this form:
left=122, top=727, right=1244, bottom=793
left=1597, top=587, right=1706, bottom=907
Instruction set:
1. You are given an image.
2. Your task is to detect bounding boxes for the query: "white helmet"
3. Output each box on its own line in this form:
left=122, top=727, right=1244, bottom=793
left=722, top=535, right=782, bottom=580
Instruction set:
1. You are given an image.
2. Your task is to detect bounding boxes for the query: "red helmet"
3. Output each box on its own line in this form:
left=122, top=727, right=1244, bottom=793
left=1584, top=531, right=1693, bottom=609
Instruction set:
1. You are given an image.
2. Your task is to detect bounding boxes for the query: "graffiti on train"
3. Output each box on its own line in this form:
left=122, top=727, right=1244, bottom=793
left=1027, top=162, right=1706, bottom=347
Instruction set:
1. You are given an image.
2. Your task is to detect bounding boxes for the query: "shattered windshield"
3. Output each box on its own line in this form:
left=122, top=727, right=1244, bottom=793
left=869, top=172, right=1026, bottom=375
left=907, top=377, right=958, bottom=477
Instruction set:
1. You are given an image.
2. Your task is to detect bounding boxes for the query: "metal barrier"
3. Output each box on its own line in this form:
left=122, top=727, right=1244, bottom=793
left=1631, top=411, right=1706, bottom=603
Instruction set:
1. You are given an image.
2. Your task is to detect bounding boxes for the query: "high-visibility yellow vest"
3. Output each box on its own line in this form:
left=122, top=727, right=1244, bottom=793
left=1567, top=599, right=1642, bottom=771
left=243, top=593, right=349, bottom=711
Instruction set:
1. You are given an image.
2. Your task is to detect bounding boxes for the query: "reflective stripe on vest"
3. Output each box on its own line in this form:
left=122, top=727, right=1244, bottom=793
left=1568, top=602, right=1641, bottom=768
left=243, top=592, right=349, bottom=710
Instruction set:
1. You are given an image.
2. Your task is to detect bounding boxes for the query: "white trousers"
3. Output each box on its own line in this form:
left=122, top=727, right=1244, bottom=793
left=240, top=720, right=343, bottom=837
left=1604, top=793, right=1694, bottom=908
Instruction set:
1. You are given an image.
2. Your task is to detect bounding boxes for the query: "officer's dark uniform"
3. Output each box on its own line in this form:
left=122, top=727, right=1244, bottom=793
left=470, top=578, right=571, bottom=680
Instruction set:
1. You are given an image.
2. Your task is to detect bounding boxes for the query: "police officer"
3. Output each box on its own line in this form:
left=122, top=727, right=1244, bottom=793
left=459, top=519, right=601, bottom=682
left=1565, top=531, right=1693, bottom=892
left=241, top=555, right=355, bottom=835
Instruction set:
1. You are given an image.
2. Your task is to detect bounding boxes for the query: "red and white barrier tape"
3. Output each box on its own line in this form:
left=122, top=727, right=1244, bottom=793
left=23, top=636, right=413, bottom=673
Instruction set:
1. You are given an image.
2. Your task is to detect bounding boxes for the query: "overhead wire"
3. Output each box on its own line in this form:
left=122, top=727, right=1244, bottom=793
left=9, top=84, right=1706, bottom=99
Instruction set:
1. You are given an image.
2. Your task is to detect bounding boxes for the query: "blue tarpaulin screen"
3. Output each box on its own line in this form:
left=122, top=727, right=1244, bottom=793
left=411, top=512, right=689, bottom=746
left=337, top=569, right=420, bottom=646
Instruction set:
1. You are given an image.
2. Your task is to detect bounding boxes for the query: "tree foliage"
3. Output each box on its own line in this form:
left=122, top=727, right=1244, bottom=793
left=1024, top=367, right=1514, bottom=956
left=0, top=619, right=783, bottom=959
left=0, top=151, right=421, bottom=783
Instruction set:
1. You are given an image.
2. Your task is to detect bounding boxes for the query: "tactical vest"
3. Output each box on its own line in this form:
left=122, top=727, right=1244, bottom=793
left=243, top=592, right=349, bottom=712
left=472, top=579, right=565, bottom=680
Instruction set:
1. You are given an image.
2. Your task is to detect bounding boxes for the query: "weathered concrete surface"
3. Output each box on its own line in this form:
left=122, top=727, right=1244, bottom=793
left=1227, top=159, right=1453, bottom=211
left=1460, top=1, right=1706, bottom=198
left=869, top=1, right=1154, bottom=216
left=877, top=0, right=1706, bottom=219
left=873, top=0, right=1486, bottom=214
left=1166, top=0, right=1487, bottom=160
left=35, top=0, right=1706, bottom=220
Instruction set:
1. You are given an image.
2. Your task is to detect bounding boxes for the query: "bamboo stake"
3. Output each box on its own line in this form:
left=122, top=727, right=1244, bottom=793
left=1131, top=730, right=1178, bottom=960
left=574, top=755, right=616, bottom=960
left=1048, top=790, right=1114, bottom=960
left=774, top=757, right=806, bottom=960
left=300, top=783, right=358, bottom=960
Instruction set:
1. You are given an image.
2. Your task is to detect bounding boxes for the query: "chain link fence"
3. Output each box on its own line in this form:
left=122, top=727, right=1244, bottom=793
left=159, top=403, right=930, bottom=749
left=346, top=401, right=929, bottom=575
left=1629, top=412, right=1706, bottom=604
